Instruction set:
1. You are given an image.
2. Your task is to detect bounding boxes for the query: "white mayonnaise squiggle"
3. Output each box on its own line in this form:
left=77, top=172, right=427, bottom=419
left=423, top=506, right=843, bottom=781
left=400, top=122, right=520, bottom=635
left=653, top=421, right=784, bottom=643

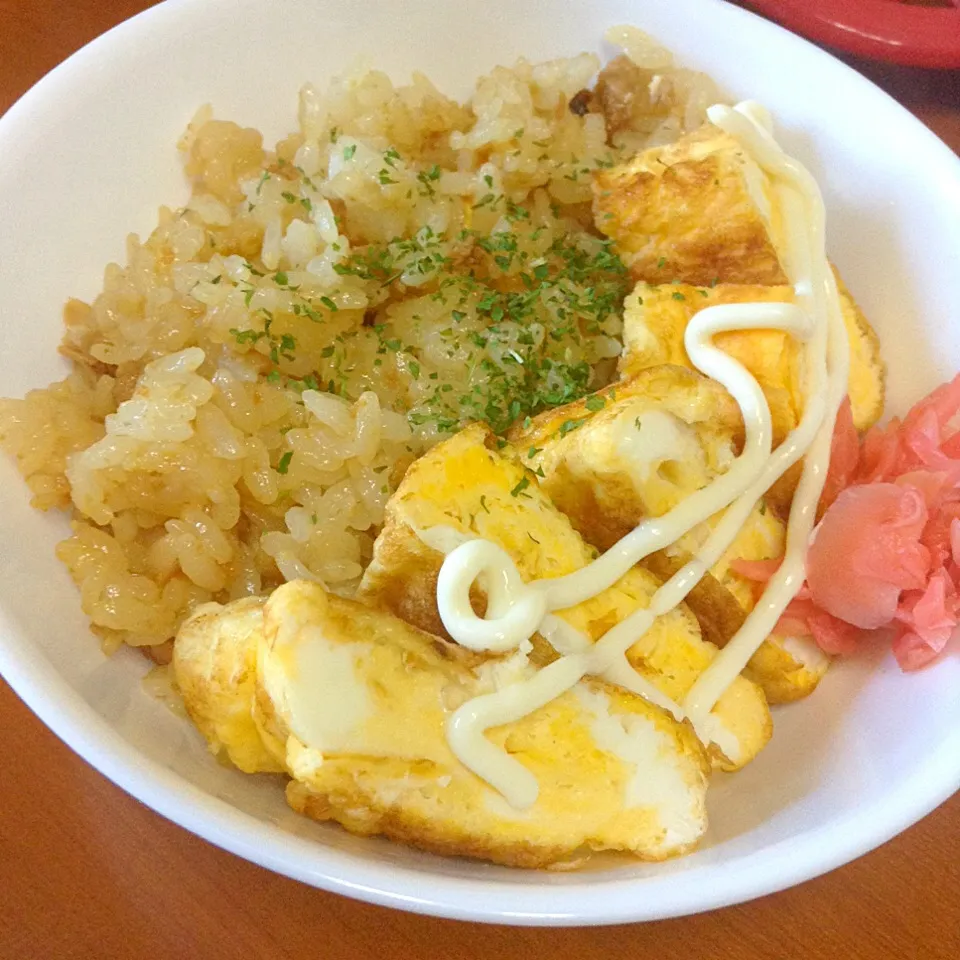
left=683, top=102, right=852, bottom=724
left=435, top=102, right=851, bottom=810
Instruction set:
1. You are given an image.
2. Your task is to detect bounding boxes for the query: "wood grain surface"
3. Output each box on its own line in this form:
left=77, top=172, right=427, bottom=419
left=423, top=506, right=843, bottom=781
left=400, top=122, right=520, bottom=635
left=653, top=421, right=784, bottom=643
left=0, top=2, right=958, bottom=957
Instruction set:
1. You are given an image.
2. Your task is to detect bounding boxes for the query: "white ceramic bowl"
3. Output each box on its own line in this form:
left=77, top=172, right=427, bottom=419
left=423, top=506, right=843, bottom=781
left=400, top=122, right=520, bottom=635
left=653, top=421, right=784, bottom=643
left=0, top=0, right=958, bottom=926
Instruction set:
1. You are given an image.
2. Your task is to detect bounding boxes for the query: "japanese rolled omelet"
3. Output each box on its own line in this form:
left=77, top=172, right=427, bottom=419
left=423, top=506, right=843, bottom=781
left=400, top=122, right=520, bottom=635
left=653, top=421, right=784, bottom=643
left=592, top=122, right=884, bottom=447
left=174, top=580, right=710, bottom=868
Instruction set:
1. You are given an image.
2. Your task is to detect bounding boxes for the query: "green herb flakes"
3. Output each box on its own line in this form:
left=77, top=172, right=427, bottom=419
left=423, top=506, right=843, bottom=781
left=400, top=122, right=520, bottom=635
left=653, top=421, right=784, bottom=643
left=510, top=476, right=531, bottom=498
left=558, top=418, right=586, bottom=438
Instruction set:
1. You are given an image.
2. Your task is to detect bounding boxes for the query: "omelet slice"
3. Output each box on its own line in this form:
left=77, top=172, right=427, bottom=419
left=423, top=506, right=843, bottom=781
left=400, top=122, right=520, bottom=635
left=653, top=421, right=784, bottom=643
left=358, top=423, right=772, bottom=771
left=618, top=281, right=884, bottom=444
left=507, top=366, right=743, bottom=552
left=834, top=271, right=886, bottom=432
left=173, top=595, right=286, bottom=774
left=508, top=373, right=829, bottom=703
left=265, top=581, right=711, bottom=867
left=505, top=366, right=746, bottom=649
left=180, top=580, right=710, bottom=867
left=592, top=124, right=789, bottom=286
left=593, top=121, right=884, bottom=477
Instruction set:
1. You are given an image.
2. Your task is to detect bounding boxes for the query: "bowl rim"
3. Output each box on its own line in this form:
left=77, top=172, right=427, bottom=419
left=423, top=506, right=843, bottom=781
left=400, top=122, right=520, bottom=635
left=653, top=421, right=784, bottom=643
left=0, top=0, right=959, bottom=926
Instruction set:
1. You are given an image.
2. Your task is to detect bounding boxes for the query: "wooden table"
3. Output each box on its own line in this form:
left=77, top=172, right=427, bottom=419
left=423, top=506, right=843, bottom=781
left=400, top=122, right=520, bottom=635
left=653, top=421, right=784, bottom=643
left=1, top=2, right=957, bottom=957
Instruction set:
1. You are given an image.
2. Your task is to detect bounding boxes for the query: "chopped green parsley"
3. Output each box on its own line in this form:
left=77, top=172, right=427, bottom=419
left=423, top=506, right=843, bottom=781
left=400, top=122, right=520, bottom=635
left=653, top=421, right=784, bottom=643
left=510, top=476, right=531, bottom=498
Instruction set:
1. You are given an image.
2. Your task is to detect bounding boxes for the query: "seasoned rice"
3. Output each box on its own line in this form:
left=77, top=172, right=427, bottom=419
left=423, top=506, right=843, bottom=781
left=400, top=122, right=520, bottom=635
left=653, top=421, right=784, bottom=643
left=0, top=29, right=721, bottom=655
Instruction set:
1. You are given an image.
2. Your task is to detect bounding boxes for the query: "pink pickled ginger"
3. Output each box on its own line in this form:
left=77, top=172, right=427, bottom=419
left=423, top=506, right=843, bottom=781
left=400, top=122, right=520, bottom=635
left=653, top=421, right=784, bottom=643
left=807, top=484, right=929, bottom=629
left=734, top=375, right=960, bottom=671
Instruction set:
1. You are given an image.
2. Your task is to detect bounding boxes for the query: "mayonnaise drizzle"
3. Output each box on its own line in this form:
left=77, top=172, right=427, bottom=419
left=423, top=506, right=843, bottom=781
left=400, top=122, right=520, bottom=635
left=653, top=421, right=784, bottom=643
left=435, top=102, right=850, bottom=810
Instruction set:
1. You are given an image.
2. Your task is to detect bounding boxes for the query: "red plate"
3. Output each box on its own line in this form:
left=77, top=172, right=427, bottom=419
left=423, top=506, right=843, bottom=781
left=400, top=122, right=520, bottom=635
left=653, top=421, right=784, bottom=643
left=748, top=0, right=960, bottom=68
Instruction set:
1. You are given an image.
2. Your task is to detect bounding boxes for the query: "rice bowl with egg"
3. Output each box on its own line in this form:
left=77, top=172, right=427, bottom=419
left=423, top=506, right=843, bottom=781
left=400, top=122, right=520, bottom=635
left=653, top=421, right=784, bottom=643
left=0, top=0, right=956, bottom=924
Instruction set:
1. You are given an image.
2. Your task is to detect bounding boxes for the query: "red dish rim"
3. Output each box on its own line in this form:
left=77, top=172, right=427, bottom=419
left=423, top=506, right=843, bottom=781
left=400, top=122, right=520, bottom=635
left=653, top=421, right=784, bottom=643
left=749, top=0, right=960, bottom=68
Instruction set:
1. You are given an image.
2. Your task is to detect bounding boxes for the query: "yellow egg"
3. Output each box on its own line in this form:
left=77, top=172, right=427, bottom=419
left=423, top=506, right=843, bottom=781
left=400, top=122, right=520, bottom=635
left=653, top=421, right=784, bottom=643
left=173, top=596, right=285, bottom=775
left=175, top=580, right=710, bottom=867
left=358, top=422, right=772, bottom=771
left=509, top=370, right=830, bottom=704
